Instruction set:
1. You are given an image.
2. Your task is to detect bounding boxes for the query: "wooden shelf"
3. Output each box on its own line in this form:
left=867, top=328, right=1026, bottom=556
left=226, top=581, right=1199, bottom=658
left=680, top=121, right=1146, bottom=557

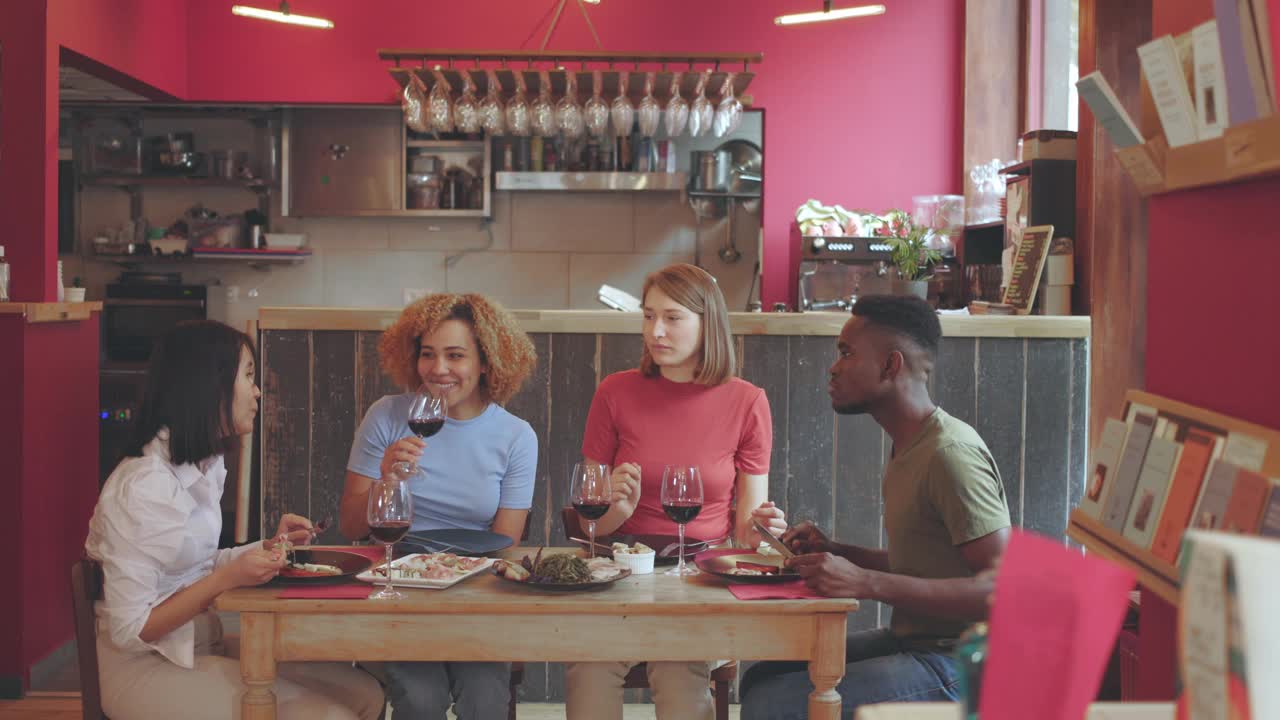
left=1068, top=508, right=1181, bottom=606
left=406, top=139, right=485, bottom=149
left=0, top=301, right=102, bottom=323
left=82, top=175, right=272, bottom=190
left=96, top=250, right=311, bottom=266
left=1116, top=114, right=1280, bottom=197
left=965, top=221, right=1005, bottom=231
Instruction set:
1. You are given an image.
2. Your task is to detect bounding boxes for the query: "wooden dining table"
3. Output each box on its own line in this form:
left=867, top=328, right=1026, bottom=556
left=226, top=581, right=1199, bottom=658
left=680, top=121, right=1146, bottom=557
left=214, top=547, right=861, bottom=720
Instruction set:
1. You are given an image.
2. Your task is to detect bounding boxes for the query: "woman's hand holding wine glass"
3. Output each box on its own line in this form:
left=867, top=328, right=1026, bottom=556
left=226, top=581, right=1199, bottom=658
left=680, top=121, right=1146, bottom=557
left=661, top=465, right=703, bottom=577
left=571, top=462, right=612, bottom=559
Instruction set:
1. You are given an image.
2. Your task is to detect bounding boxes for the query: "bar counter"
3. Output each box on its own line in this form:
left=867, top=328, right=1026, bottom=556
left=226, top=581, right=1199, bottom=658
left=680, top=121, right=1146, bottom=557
left=253, top=306, right=1089, bottom=702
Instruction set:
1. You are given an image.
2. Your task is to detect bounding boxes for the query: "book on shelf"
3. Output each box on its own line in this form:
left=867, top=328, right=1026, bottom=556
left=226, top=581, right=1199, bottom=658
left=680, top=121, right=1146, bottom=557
left=1103, top=411, right=1158, bottom=531
left=1261, top=488, right=1280, bottom=537
left=1190, top=459, right=1243, bottom=531
left=1123, top=436, right=1182, bottom=548
left=1080, top=418, right=1130, bottom=519
left=1251, top=0, right=1276, bottom=105
left=1222, top=470, right=1275, bottom=533
left=1223, top=430, right=1268, bottom=471
left=1138, top=35, right=1202, bottom=147
left=1179, top=530, right=1279, bottom=720
left=1215, top=0, right=1274, bottom=123
left=1193, top=20, right=1232, bottom=138
left=1076, top=71, right=1144, bottom=148
left=1152, top=427, right=1222, bottom=564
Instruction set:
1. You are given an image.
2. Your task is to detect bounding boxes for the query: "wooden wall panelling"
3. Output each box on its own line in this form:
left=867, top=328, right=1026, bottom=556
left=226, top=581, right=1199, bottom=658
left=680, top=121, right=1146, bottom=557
left=309, top=332, right=357, bottom=545
left=935, top=337, right=978, bottom=427
left=505, top=332, right=553, bottom=547
left=739, top=335, right=792, bottom=513
left=963, top=0, right=1025, bottom=209
left=598, top=333, right=644, bottom=380
left=1021, top=339, right=1074, bottom=538
left=975, top=338, right=1027, bottom=527
left=834, top=412, right=887, bottom=631
left=355, top=331, right=400, bottom=422
left=1077, top=0, right=1151, bottom=447
left=260, top=331, right=313, bottom=540
left=1069, top=339, right=1090, bottom=513
left=784, top=337, right=837, bottom=534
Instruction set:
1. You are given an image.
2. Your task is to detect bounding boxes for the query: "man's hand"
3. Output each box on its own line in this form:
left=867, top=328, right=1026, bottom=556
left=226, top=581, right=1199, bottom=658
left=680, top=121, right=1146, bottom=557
left=786, top=552, right=875, bottom=598
left=781, top=521, right=834, bottom=555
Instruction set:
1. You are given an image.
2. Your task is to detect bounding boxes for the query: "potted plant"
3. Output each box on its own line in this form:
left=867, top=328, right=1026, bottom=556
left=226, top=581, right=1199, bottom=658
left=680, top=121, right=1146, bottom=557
left=881, top=211, right=942, bottom=299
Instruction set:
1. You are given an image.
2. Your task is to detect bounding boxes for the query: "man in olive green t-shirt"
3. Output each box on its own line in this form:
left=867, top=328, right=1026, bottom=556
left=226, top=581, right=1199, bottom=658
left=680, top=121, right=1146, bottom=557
left=741, top=295, right=1010, bottom=720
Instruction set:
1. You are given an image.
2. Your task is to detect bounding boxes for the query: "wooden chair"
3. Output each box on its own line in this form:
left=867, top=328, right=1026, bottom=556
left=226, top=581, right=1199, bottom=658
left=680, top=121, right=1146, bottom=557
left=507, top=507, right=737, bottom=720
left=70, top=558, right=107, bottom=720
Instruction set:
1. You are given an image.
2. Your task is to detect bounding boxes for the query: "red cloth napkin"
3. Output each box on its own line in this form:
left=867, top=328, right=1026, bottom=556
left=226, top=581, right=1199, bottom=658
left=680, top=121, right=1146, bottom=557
left=277, top=583, right=373, bottom=600
left=727, top=581, right=824, bottom=600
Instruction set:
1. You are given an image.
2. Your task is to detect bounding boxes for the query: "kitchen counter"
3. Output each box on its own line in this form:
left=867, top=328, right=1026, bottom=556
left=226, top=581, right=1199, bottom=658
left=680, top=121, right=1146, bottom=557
left=257, top=306, right=1090, bottom=338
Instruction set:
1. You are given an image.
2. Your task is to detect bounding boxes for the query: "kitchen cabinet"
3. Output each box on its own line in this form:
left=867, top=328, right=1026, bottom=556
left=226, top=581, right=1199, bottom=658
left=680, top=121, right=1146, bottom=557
left=284, top=107, right=403, bottom=216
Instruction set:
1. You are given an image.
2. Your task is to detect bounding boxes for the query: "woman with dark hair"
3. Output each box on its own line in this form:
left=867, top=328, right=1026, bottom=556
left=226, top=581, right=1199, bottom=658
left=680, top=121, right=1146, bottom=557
left=565, top=263, right=787, bottom=720
left=85, top=320, right=384, bottom=720
left=340, top=293, right=538, bottom=720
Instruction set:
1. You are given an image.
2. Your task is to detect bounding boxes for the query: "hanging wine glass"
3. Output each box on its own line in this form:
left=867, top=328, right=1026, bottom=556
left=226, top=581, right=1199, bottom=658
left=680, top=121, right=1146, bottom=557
left=557, top=70, right=585, bottom=139
left=402, top=72, right=429, bottom=134
left=479, top=69, right=506, bottom=136
left=453, top=72, right=481, bottom=134
left=611, top=70, right=635, bottom=137
left=637, top=72, right=661, bottom=138
left=506, top=72, right=531, bottom=137
left=664, top=70, right=689, bottom=138
left=428, top=67, right=454, bottom=133
left=713, top=72, right=743, bottom=138
left=531, top=70, right=556, bottom=138
left=688, top=70, right=713, bottom=138
left=584, top=69, right=610, bottom=138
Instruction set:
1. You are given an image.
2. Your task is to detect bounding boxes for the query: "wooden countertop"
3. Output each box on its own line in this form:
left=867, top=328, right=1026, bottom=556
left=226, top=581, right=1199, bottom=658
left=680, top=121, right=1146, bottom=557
left=0, top=301, right=103, bottom=323
left=258, top=307, right=1090, bottom=339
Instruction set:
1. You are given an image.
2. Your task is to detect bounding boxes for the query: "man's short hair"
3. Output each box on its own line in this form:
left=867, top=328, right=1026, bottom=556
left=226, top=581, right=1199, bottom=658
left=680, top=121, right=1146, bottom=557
left=850, top=295, right=941, bottom=359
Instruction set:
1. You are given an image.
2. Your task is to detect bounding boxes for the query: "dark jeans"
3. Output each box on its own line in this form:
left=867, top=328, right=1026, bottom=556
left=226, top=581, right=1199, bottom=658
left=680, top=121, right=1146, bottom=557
left=740, top=628, right=961, bottom=720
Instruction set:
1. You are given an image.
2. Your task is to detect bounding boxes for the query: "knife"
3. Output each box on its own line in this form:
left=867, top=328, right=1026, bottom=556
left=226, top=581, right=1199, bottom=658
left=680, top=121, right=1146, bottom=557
left=752, top=519, right=794, bottom=559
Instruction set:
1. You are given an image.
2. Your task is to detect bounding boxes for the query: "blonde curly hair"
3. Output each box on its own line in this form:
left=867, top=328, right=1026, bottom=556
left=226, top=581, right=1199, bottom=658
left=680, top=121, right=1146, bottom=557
left=378, top=293, right=537, bottom=405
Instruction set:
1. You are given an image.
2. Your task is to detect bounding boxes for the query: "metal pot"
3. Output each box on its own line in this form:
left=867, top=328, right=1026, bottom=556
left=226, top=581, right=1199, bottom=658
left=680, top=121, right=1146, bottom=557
left=691, top=150, right=729, bottom=192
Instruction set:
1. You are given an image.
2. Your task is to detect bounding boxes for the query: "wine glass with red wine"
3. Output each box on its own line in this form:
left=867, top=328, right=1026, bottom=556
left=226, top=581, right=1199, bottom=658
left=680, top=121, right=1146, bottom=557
left=570, top=462, right=612, bottom=558
left=366, top=466, right=415, bottom=600
left=407, top=386, right=447, bottom=438
left=660, top=465, right=703, bottom=576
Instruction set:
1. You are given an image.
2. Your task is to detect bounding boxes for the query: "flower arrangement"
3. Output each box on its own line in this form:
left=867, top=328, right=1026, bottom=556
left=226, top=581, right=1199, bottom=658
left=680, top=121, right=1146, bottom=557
left=794, top=200, right=945, bottom=281
left=885, top=216, right=943, bottom=282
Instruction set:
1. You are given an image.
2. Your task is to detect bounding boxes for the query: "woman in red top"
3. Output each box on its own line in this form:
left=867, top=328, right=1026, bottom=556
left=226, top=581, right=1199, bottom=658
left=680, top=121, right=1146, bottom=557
left=566, top=263, right=787, bottom=720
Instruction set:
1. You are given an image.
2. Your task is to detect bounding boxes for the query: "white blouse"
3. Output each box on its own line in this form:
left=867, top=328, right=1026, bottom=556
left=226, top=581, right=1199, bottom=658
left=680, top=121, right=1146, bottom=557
left=85, top=429, right=257, bottom=668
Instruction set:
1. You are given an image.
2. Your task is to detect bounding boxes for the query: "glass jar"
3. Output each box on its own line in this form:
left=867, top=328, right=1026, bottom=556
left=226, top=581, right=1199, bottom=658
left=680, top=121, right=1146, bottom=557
left=953, top=621, right=989, bottom=720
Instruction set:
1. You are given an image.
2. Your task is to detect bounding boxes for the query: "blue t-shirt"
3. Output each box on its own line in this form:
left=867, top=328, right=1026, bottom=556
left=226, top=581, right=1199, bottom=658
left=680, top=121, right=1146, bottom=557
left=347, top=394, right=537, bottom=532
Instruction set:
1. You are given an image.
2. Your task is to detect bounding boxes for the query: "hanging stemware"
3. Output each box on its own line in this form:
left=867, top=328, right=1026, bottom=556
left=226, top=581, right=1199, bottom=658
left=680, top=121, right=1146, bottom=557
left=713, top=72, right=743, bottom=137
left=506, top=72, right=531, bottom=137
left=557, top=71, right=585, bottom=139
left=664, top=70, right=689, bottom=138
left=531, top=70, right=557, bottom=138
left=611, top=70, right=635, bottom=137
left=453, top=72, right=481, bottom=134
left=479, top=69, right=506, bottom=136
left=688, top=70, right=714, bottom=138
left=428, top=67, right=454, bottom=133
left=402, top=72, right=429, bottom=134
left=637, top=72, right=661, bottom=138
left=584, top=69, right=610, bottom=138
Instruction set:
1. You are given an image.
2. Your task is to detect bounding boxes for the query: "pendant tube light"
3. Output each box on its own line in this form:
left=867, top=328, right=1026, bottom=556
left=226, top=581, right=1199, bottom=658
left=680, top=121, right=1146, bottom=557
left=231, top=2, right=334, bottom=29
left=775, top=2, right=886, bottom=26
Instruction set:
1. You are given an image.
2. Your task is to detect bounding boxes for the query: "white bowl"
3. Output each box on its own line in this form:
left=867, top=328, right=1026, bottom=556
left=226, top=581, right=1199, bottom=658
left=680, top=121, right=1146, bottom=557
left=611, top=550, right=655, bottom=575
left=263, top=233, right=307, bottom=249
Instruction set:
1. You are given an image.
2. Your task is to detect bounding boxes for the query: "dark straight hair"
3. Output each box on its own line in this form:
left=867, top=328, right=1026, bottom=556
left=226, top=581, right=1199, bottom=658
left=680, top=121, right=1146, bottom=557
left=128, top=320, right=255, bottom=466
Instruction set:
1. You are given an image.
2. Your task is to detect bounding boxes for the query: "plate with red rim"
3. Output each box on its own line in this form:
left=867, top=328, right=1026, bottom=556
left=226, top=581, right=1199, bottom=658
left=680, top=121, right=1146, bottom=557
left=695, top=552, right=803, bottom=584
left=356, top=552, right=494, bottom=590
left=275, top=549, right=374, bottom=584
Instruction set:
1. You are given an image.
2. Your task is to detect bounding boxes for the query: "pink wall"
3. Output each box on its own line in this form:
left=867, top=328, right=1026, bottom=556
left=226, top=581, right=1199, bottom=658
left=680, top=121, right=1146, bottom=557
left=48, top=0, right=189, bottom=98
left=1147, top=0, right=1280, bottom=431
left=184, top=0, right=965, bottom=306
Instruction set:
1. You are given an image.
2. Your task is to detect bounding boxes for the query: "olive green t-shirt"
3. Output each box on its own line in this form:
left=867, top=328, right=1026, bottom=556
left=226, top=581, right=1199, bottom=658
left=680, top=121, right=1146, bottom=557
left=883, top=407, right=1010, bottom=648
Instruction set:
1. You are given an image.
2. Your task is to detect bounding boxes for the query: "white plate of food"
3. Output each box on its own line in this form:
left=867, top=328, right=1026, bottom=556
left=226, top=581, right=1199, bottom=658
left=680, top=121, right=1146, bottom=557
left=357, top=552, right=494, bottom=589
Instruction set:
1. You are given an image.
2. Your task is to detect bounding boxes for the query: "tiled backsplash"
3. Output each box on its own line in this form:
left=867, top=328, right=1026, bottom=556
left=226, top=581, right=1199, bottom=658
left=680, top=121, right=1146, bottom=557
left=68, top=188, right=760, bottom=333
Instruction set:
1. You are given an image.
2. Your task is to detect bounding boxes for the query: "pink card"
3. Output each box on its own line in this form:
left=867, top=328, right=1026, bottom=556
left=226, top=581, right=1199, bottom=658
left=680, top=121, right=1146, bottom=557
left=979, top=529, right=1135, bottom=720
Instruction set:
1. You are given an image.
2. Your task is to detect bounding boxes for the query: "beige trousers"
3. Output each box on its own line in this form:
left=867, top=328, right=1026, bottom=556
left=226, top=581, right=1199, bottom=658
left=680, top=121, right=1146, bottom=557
left=565, top=660, right=719, bottom=720
left=97, top=610, right=385, bottom=720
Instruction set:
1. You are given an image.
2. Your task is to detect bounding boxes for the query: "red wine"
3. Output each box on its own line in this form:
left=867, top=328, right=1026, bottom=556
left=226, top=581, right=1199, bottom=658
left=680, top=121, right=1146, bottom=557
left=573, top=501, right=611, bottom=521
left=408, top=418, right=445, bottom=438
left=368, top=521, right=411, bottom=544
left=662, top=501, right=702, bottom=524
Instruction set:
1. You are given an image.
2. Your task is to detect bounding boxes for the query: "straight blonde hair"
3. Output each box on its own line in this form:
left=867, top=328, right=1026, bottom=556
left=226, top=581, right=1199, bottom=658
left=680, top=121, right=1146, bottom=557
left=639, top=263, right=735, bottom=385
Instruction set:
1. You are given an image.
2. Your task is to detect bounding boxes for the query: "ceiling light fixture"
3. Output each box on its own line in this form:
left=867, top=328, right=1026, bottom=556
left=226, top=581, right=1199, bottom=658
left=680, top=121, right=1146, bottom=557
left=231, top=2, right=334, bottom=29
left=774, top=2, right=886, bottom=26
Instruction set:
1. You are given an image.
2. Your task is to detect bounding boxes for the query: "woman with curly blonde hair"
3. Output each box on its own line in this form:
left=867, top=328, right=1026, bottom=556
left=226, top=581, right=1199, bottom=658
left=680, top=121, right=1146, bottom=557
left=339, top=293, right=537, bottom=720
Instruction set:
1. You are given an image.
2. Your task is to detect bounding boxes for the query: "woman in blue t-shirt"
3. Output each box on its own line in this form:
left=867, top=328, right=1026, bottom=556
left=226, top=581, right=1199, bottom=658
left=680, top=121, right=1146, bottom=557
left=340, top=293, right=538, bottom=720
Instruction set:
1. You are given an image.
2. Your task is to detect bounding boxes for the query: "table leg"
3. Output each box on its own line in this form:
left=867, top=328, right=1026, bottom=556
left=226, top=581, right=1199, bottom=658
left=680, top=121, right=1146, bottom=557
left=808, top=613, right=847, bottom=720
left=240, top=612, right=278, bottom=720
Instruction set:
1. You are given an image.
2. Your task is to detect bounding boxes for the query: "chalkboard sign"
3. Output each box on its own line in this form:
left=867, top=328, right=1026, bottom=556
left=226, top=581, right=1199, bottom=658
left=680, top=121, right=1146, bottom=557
left=1002, top=225, right=1055, bottom=315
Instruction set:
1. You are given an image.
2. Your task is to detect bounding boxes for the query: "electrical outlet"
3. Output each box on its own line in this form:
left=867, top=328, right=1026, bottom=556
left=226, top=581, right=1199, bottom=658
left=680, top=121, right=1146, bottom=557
left=403, top=288, right=431, bottom=305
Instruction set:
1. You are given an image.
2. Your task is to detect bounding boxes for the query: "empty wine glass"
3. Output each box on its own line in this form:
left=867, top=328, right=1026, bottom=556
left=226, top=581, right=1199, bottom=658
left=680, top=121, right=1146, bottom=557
left=570, top=462, right=612, bottom=558
left=367, top=466, right=415, bottom=600
left=660, top=465, right=703, bottom=576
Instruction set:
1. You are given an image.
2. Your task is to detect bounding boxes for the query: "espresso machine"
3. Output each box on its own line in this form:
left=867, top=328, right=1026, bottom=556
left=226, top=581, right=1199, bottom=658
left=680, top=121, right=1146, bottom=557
left=795, top=224, right=896, bottom=312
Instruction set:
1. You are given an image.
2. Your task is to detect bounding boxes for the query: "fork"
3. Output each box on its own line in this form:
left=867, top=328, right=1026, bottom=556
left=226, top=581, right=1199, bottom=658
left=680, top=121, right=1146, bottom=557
left=659, top=535, right=727, bottom=558
left=308, top=516, right=333, bottom=542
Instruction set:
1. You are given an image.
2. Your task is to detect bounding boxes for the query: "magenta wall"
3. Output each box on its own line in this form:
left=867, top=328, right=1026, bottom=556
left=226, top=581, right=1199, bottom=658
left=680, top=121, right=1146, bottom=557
left=183, top=0, right=965, bottom=305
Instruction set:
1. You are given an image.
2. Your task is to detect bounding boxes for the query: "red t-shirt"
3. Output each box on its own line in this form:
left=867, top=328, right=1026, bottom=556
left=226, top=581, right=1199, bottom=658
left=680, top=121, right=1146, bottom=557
left=581, top=369, right=773, bottom=541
